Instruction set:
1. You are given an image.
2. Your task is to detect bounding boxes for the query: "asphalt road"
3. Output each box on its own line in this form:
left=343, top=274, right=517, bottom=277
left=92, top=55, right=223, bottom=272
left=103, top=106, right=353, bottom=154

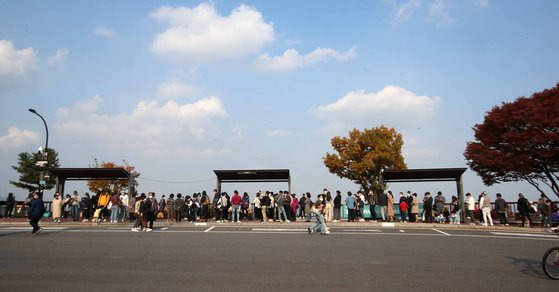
left=1, top=226, right=557, bottom=291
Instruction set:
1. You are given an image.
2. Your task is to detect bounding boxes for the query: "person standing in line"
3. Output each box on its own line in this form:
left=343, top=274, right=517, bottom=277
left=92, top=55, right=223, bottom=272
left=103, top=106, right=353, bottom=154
left=284, top=191, right=293, bottom=222
left=345, top=191, right=356, bottom=222
left=260, top=192, right=269, bottom=222
left=399, top=196, right=409, bottom=222
left=4, top=193, right=16, bottom=218
left=174, top=194, right=184, bottom=223
left=378, top=191, right=388, bottom=222
left=465, top=193, right=476, bottom=225
left=387, top=192, right=395, bottom=222
left=290, top=193, right=298, bottom=222
left=434, top=191, right=446, bottom=219
left=411, top=193, right=419, bottom=223
left=212, top=190, right=220, bottom=221
left=28, top=192, right=45, bottom=235
left=221, top=192, right=230, bottom=222
left=52, top=193, right=62, bottom=223
left=109, top=192, right=120, bottom=223
left=128, top=193, right=136, bottom=223
left=304, top=193, right=312, bottom=222
left=398, top=192, right=406, bottom=222
left=333, top=190, right=342, bottom=222
left=517, top=193, right=533, bottom=227
left=540, top=194, right=552, bottom=228
left=406, top=191, right=413, bottom=222
left=494, top=193, right=508, bottom=226
left=81, top=193, right=91, bottom=222
left=423, top=192, right=433, bottom=223
left=71, top=191, right=80, bottom=222
left=253, top=192, right=261, bottom=222
left=166, top=194, right=175, bottom=223
left=231, top=190, right=242, bottom=223
left=97, top=191, right=111, bottom=222
left=201, top=191, right=210, bottom=222
left=276, top=191, right=289, bottom=223
left=449, top=196, right=460, bottom=224
left=241, top=192, right=250, bottom=221
left=119, top=192, right=129, bottom=223
left=357, top=191, right=366, bottom=222
left=367, top=190, right=377, bottom=222
left=298, top=194, right=307, bottom=219
left=158, top=195, right=166, bottom=220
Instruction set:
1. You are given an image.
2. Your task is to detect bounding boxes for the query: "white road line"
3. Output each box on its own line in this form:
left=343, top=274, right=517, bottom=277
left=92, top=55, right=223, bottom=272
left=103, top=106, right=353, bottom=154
left=399, top=230, right=405, bottom=233
left=204, top=226, right=215, bottom=232
left=161, top=227, right=168, bottom=231
left=343, top=229, right=381, bottom=232
left=2, top=227, right=68, bottom=230
left=251, top=228, right=307, bottom=231
left=432, top=228, right=450, bottom=236
left=490, top=232, right=558, bottom=239
left=381, top=223, right=395, bottom=227
left=195, top=223, right=207, bottom=226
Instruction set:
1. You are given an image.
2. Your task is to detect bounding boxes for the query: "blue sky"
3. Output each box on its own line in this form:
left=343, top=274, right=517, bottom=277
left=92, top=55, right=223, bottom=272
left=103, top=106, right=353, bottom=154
left=1, top=0, right=558, bottom=201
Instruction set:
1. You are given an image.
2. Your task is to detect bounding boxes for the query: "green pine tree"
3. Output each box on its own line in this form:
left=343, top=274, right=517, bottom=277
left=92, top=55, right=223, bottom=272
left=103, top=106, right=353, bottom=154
left=10, top=148, right=60, bottom=191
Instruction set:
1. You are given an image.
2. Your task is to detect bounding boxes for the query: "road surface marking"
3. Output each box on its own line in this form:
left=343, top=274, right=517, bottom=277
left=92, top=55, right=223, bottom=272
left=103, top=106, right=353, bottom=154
left=251, top=228, right=307, bottom=231
left=204, top=226, right=216, bottom=232
left=432, top=228, right=450, bottom=236
left=399, top=230, right=405, bottom=233
left=343, top=229, right=381, bottom=232
left=2, top=227, right=68, bottom=230
left=195, top=222, right=207, bottom=226
left=161, top=227, right=168, bottom=230
left=382, top=223, right=395, bottom=227
left=490, top=232, right=557, bottom=239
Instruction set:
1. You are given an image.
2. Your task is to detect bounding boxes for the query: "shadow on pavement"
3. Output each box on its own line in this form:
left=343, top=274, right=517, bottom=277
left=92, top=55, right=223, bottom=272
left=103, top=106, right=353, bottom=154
left=505, top=256, right=548, bottom=280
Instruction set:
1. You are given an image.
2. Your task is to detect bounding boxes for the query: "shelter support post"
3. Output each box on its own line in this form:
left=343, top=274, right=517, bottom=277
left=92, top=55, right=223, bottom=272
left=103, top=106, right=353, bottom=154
left=55, top=177, right=65, bottom=196
left=457, top=177, right=465, bottom=223
left=216, top=178, right=221, bottom=194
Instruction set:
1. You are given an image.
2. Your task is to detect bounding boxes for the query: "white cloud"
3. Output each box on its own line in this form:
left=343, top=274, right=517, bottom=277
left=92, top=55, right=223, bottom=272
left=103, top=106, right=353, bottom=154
left=314, top=85, right=441, bottom=131
left=474, top=0, right=489, bottom=8
left=429, top=0, right=453, bottom=25
left=256, top=47, right=356, bottom=71
left=94, top=25, right=116, bottom=38
left=150, top=3, right=274, bottom=60
left=265, top=129, right=292, bottom=137
left=56, top=96, right=229, bottom=158
left=47, top=48, right=69, bottom=65
left=391, top=0, right=422, bottom=23
left=0, top=127, right=39, bottom=147
left=156, top=81, right=197, bottom=100
left=0, top=40, right=37, bottom=77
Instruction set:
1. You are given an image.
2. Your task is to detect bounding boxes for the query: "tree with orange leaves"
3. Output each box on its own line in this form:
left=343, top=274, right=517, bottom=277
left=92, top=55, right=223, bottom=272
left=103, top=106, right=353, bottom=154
left=86, top=159, right=139, bottom=194
left=323, top=125, right=407, bottom=195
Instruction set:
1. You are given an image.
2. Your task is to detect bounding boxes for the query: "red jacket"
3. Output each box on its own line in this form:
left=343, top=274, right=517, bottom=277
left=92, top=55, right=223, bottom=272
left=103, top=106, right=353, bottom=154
left=231, top=194, right=241, bottom=205
left=399, top=201, right=409, bottom=212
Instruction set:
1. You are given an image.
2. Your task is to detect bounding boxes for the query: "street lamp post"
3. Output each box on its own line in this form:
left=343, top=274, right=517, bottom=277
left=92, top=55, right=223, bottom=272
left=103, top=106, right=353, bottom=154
left=28, top=109, right=49, bottom=193
left=28, top=108, right=49, bottom=151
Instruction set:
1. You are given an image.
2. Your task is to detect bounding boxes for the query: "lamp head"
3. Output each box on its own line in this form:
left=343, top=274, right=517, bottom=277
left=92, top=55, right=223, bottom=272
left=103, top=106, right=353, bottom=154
left=28, top=109, right=37, bottom=113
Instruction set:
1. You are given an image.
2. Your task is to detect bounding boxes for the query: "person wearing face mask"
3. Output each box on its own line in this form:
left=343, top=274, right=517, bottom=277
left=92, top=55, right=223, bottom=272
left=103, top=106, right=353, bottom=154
left=146, top=192, right=157, bottom=231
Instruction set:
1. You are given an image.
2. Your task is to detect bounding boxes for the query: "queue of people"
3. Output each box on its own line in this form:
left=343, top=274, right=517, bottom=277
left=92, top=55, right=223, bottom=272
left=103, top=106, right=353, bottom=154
left=5, top=189, right=559, bottom=232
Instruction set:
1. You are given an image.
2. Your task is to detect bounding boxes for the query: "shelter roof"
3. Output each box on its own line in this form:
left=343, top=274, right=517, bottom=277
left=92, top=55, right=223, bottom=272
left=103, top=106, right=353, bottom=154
left=48, top=168, right=131, bottom=181
left=382, top=168, right=467, bottom=183
left=214, top=169, right=290, bottom=183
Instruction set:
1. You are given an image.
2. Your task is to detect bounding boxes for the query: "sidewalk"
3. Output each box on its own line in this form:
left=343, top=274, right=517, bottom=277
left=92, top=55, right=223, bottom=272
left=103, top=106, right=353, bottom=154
left=0, top=217, right=551, bottom=233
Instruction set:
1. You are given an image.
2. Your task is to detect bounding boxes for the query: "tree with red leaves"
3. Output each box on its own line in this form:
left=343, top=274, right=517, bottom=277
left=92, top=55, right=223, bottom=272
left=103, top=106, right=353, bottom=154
left=464, top=83, right=559, bottom=198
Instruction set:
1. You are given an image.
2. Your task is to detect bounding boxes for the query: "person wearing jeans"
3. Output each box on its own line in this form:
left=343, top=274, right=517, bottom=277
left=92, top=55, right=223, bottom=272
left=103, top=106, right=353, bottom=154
left=308, top=196, right=329, bottom=235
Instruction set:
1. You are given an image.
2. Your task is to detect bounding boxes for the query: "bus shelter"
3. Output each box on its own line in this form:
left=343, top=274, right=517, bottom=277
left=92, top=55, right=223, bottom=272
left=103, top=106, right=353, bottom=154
left=213, top=169, right=291, bottom=194
left=48, top=168, right=134, bottom=196
left=382, top=168, right=468, bottom=222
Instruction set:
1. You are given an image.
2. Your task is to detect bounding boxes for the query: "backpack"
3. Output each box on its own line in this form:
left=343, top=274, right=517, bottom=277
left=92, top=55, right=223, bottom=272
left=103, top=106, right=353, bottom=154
left=242, top=199, right=250, bottom=209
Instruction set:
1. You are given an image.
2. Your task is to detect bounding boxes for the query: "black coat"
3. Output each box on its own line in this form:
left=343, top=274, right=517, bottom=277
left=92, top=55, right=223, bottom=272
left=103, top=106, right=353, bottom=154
left=424, top=197, right=433, bottom=211
left=334, top=195, right=342, bottom=208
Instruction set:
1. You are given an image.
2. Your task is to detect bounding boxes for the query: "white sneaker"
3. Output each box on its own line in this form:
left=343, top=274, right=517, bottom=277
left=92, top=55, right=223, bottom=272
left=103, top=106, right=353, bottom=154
left=286, top=220, right=291, bottom=223
left=359, top=219, right=365, bottom=222
left=131, top=228, right=139, bottom=232
left=103, top=219, right=106, bottom=222
left=324, top=230, right=330, bottom=234
left=146, top=228, right=152, bottom=232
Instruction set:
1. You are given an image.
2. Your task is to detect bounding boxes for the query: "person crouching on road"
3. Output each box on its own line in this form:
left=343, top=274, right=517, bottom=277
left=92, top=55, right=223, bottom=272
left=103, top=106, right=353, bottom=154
left=28, top=192, right=46, bottom=235
left=308, top=195, right=329, bottom=235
